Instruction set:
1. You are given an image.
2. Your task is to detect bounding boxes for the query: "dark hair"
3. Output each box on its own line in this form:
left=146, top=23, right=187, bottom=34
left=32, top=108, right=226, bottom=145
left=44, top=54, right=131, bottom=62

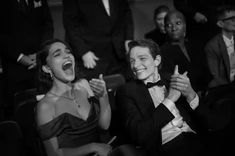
left=154, top=5, right=170, bottom=20
left=128, top=39, right=161, bottom=65
left=216, top=5, right=235, bottom=21
left=36, top=39, right=81, bottom=94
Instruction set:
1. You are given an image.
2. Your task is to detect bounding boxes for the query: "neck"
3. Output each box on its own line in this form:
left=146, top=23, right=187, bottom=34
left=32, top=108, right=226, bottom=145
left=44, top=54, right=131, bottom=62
left=143, top=69, right=160, bottom=84
left=50, top=79, right=74, bottom=97
left=222, top=30, right=234, bottom=40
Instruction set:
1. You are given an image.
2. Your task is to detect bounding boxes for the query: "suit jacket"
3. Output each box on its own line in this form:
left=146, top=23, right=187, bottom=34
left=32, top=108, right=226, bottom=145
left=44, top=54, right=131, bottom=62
left=204, top=33, right=233, bottom=88
left=115, top=80, right=206, bottom=156
left=160, top=40, right=211, bottom=92
left=63, top=0, right=134, bottom=60
left=2, top=0, right=53, bottom=87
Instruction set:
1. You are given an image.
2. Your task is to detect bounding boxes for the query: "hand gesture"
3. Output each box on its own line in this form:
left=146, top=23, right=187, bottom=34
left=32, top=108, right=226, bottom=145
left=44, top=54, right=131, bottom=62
left=19, top=54, right=36, bottom=70
left=194, top=12, right=207, bottom=23
left=167, top=65, right=181, bottom=103
left=89, top=74, right=108, bottom=98
left=170, top=68, right=196, bottom=102
left=93, top=143, right=112, bottom=156
left=82, top=51, right=99, bottom=69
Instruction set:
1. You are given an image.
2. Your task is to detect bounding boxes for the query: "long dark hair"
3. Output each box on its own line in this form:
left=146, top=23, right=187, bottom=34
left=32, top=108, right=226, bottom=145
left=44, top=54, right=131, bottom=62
left=36, top=39, right=82, bottom=94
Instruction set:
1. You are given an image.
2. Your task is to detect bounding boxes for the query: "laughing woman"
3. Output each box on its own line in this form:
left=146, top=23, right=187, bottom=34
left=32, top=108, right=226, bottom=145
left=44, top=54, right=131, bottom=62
left=36, top=39, right=112, bottom=156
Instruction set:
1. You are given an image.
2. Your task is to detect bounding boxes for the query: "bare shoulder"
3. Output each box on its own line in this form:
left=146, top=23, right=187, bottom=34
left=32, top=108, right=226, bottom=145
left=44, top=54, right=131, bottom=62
left=36, top=95, right=55, bottom=126
left=74, top=78, right=94, bottom=97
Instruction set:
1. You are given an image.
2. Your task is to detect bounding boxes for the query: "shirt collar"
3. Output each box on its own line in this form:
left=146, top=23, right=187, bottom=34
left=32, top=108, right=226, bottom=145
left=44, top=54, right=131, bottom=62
left=222, top=34, right=234, bottom=47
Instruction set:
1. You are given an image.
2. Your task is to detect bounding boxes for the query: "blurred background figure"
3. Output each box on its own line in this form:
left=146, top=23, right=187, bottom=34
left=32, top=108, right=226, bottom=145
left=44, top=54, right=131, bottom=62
left=173, top=0, right=235, bottom=47
left=63, top=0, right=134, bottom=81
left=145, top=5, right=170, bottom=47
left=205, top=5, right=235, bottom=88
left=161, top=10, right=211, bottom=93
left=1, top=0, right=54, bottom=120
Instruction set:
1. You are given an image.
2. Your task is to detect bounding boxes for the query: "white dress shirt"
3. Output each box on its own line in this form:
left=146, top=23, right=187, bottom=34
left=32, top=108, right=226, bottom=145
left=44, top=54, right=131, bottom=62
left=102, top=0, right=110, bottom=16
left=148, top=79, right=199, bottom=144
left=223, top=34, right=235, bottom=82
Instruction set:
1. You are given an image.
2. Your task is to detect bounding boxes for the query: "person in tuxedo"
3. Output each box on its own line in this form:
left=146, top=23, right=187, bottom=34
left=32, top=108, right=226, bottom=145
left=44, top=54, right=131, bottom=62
left=145, top=5, right=170, bottom=47
left=115, top=39, right=212, bottom=156
left=1, top=0, right=53, bottom=119
left=62, top=0, right=134, bottom=81
left=160, top=10, right=211, bottom=93
left=205, top=5, right=235, bottom=88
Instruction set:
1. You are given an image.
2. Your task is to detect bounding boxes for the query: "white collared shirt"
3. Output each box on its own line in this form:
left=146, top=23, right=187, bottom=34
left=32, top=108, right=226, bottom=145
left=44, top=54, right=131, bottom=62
left=102, top=0, right=110, bottom=16
left=17, top=0, right=28, bottom=5
left=223, top=34, right=235, bottom=82
left=148, top=82, right=199, bottom=144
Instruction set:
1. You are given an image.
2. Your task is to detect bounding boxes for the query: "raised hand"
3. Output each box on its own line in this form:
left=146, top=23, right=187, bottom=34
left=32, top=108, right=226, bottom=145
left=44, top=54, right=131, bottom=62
left=82, top=51, right=99, bottom=69
left=89, top=74, right=108, bottom=98
left=170, top=68, right=196, bottom=102
left=167, top=65, right=181, bottom=102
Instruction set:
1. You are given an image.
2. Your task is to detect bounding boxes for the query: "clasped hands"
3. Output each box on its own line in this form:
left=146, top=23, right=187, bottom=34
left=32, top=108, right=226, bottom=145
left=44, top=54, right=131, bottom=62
left=167, top=65, right=196, bottom=103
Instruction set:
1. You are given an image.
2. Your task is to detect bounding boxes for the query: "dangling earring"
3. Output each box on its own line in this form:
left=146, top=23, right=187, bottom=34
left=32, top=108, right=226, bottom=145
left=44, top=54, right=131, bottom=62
left=49, top=72, right=54, bottom=79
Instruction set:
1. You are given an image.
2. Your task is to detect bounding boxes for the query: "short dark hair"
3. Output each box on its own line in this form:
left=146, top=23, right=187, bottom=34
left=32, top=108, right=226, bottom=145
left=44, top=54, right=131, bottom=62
left=154, top=5, right=170, bottom=20
left=164, top=10, right=186, bottom=25
left=128, top=39, right=161, bottom=60
left=216, top=5, right=235, bottom=21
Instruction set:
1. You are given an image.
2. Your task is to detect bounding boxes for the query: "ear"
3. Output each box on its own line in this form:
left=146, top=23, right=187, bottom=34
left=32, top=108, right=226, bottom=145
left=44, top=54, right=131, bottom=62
left=42, top=65, right=51, bottom=74
left=154, top=55, right=161, bottom=67
left=216, top=20, right=224, bottom=28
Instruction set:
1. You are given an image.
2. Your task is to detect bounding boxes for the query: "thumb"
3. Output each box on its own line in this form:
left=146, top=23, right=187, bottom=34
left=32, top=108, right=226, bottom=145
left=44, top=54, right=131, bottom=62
left=183, top=71, right=188, bottom=76
left=99, top=74, right=104, bottom=80
left=174, top=65, right=179, bottom=75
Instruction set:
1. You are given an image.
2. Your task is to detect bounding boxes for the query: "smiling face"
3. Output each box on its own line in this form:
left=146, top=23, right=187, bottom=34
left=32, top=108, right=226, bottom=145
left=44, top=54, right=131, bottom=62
left=165, top=12, right=186, bottom=42
left=129, top=46, right=161, bottom=83
left=44, top=42, right=75, bottom=83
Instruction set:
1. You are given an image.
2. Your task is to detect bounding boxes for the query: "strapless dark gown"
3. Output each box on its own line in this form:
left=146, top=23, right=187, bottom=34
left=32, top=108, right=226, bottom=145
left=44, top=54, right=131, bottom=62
left=37, top=102, right=100, bottom=148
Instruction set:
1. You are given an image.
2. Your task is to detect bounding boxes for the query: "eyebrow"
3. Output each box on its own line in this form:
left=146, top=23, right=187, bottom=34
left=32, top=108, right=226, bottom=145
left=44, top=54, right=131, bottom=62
left=220, top=16, right=235, bottom=21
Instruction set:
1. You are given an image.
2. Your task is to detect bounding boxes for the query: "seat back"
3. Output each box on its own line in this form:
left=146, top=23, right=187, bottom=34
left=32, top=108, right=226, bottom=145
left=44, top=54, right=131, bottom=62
left=0, top=120, right=24, bottom=156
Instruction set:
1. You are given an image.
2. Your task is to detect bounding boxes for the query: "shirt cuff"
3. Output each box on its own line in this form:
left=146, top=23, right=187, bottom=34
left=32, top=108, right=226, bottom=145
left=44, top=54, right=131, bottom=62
left=17, top=53, right=24, bottom=62
left=188, top=94, right=199, bottom=110
left=162, top=98, right=179, bottom=117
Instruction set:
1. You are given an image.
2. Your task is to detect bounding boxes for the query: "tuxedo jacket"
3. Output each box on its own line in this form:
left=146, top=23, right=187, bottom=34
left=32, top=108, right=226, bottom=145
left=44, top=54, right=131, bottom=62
left=204, top=33, right=234, bottom=88
left=160, top=40, right=211, bottom=91
left=2, top=0, right=53, bottom=86
left=115, top=80, right=207, bottom=156
left=63, top=0, right=134, bottom=60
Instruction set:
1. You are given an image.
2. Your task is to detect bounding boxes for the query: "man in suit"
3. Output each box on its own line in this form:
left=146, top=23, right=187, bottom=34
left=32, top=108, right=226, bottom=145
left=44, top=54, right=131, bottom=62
left=2, top=0, right=53, bottom=118
left=205, top=5, right=235, bottom=88
left=161, top=10, right=211, bottom=93
left=116, top=39, right=211, bottom=156
left=63, top=0, right=134, bottom=80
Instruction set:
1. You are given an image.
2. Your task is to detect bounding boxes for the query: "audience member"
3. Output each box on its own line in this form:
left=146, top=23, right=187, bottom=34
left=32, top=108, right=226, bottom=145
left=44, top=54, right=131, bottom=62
left=145, top=5, right=170, bottom=47
left=36, top=39, right=140, bottom=156
left=161, top=10, right=210, bottom=93
left=116, top=39, right=212, bottom=156
left=62, top=0, right=134, bottom=81
left=173, top=0, right=233, bottom=47
left=204, top=5, right=235, bottom=88
left=1, top=0, right=53, bottom=119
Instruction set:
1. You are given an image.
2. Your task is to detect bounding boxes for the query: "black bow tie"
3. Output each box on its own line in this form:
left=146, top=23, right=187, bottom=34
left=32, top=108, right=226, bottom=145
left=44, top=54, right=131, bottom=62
left=146, top=80, right=165, bottom=88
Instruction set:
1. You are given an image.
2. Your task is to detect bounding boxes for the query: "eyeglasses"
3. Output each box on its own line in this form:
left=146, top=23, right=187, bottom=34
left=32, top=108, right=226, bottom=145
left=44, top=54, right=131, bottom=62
left=220, top=16, right=235, bottom=22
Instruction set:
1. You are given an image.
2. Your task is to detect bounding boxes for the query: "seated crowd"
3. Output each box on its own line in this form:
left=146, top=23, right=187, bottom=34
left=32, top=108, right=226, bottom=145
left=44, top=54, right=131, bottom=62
left=1, top=3, right=235, bottom=156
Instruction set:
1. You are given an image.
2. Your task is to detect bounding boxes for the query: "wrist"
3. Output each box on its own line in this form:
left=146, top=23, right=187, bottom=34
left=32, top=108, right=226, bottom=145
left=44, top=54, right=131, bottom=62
left=186, top=90, right=196, bottom=102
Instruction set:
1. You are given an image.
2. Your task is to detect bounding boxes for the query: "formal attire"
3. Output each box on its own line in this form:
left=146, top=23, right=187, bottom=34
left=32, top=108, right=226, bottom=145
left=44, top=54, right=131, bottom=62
left=63, top=0, right=134, bottom=80
left=160, top=40, right=211, bottom=92
left=115, top=79, right=208, bottom=156
left=2, top=0, right=53, bottom=118
left=144, top=29, right=168, bottom=47
left=205, top=33, right=235, bottom=88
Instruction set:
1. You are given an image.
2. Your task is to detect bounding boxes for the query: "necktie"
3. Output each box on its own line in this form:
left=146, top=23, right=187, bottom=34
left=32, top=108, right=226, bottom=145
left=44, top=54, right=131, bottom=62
left=18, top=0, right=28, bottom=14
left=146, top=80, right=165, bottom=88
